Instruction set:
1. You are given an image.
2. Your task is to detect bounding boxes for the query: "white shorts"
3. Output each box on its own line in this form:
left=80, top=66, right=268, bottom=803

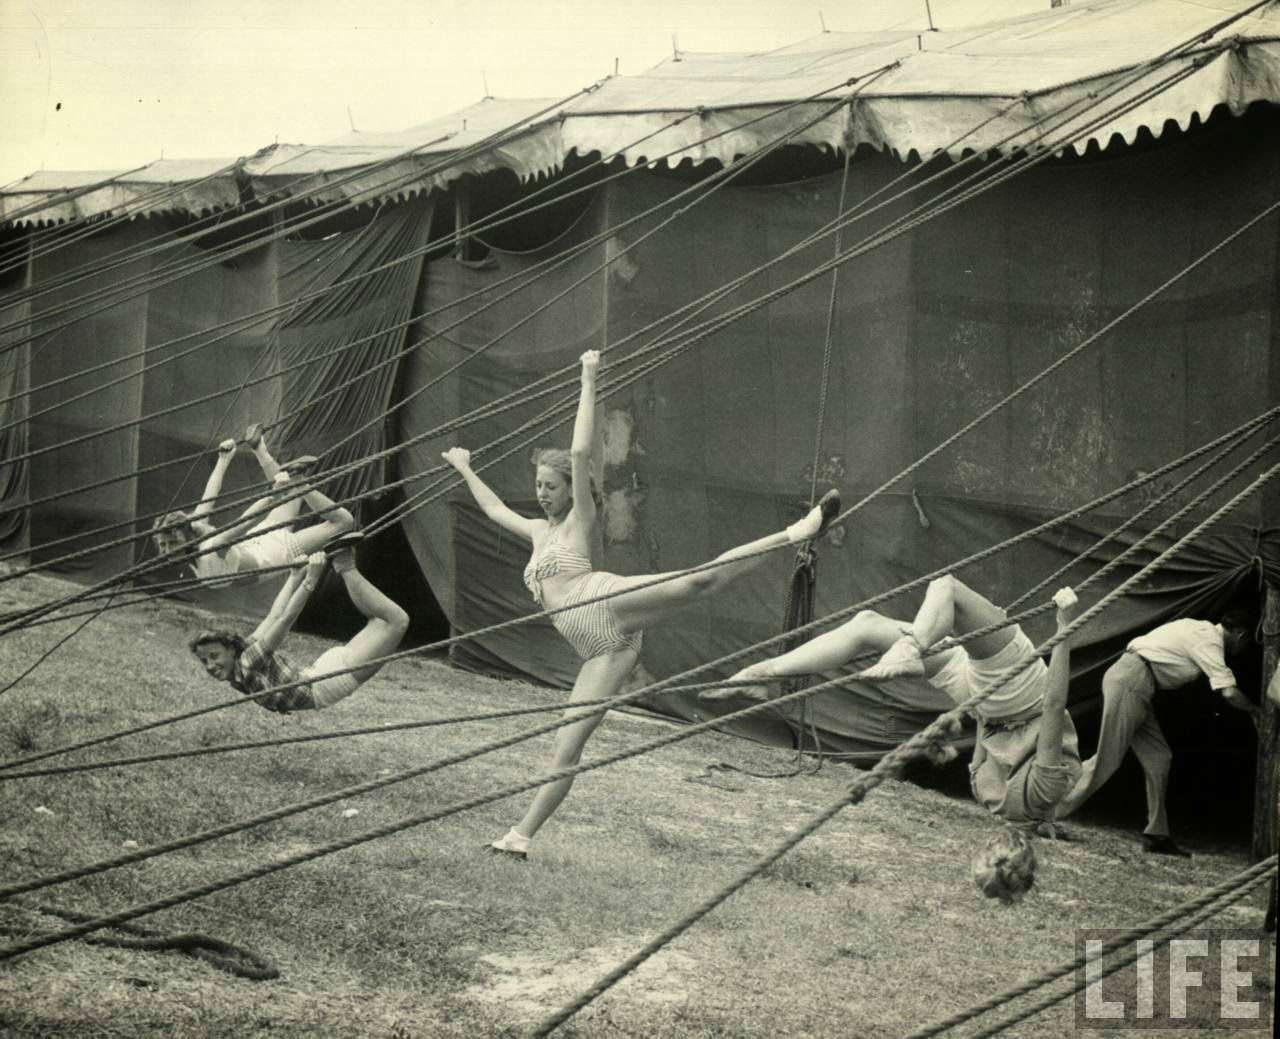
left=928, top=628, right=1047, bottom=721
left=237, top=527, right=305, bottom=573
left=303, top=646, right=363, bottom=709
left=193, top=528, right=303, bottom=586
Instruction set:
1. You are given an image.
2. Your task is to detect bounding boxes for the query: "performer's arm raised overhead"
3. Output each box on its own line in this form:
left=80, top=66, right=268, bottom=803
left=442, top=446, right=542, bottom=542
left=445, top=349, right=842, bottom=862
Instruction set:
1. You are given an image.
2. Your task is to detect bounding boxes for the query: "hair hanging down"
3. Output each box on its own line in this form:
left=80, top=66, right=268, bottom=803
left=972, top=826, right=1038, bottom=905
left=153, top=510, right=196, bottom=547
left=534, top=447, right=603, bottom=509
left=188, top=629, right=248, bottom=657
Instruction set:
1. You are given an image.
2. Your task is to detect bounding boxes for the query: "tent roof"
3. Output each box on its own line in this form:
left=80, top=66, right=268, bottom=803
left=5, top=0, right=1280, bottom=226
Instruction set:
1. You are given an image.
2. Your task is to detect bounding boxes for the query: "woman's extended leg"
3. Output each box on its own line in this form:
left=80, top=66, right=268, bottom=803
left=700, top=610, right=905, bottom=702
left=860, top=574, right=1016, bottom=680
left=282, top=476, right=356, bottom=555
left=492, top=648, right=639, bottom=858
left=245, top=422, right=283, bottom=482
left=330, top=546, right=409, bottom=683
left=608, top=491, right=839, bottom=636
left=301, top=545, right=408, bottom=711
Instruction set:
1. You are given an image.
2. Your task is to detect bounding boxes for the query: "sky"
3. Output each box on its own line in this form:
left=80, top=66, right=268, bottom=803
left=0, top=0, right=1052, bottom=188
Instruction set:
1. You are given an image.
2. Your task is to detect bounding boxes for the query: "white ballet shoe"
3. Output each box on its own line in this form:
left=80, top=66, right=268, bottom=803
left=786, top=488, right=841, bottom=544
left=486, top=828, right=530, bottom=861
left=858, top=635, right=926, bottom=681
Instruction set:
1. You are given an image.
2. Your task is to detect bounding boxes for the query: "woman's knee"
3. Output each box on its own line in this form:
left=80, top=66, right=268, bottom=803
left=683, top=569, right=720, bottom=596
left=928, top=575, right=958, bottom=598
left=386, top=604, right=409, bottom=636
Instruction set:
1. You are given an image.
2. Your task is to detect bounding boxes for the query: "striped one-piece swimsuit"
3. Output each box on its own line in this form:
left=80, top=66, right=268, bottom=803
left=523, top=524, right=643, bottom=661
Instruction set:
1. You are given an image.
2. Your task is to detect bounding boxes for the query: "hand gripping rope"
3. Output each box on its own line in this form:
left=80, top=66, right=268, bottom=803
left=0, top=445, right=1274, bottom=970
left=529, top=460, right=1280, bottom=1036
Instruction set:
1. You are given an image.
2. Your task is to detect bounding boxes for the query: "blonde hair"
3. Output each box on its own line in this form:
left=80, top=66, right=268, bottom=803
left=534, top=447, right=602, bottom=509
left=973, top=826, right=1038, bottom=904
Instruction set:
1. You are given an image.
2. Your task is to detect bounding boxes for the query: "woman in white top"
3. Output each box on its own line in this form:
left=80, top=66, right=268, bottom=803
left=152, top=424, right=354, bottom=586
left=703, top=578, right=1084, bottom=902
left=443, top=350, right=839, bottom=860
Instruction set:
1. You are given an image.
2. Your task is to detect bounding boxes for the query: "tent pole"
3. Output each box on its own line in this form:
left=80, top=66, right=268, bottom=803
left=1254, top=582, right=1278, bottom=931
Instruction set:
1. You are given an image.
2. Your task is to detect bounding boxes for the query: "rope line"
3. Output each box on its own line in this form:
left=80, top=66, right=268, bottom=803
left=807, top=147, right=851, bottom=507
left=0, top=441, right=1271, bottom=923
left=0, top=86, right=597, bottom=342
left=362, top=55, right=1224, bottom=540
left=0, top=88, right=880, bottom=614
left=0, top=447, right=1256, bottom=968
left=967, top=867, right=1276, bottom=1039
left=0, top=898, right=279, bottom=981
left=0, top=160, right=246, bottom=280
left=0, top=36, right=1192, bottom=457
left=0, top=67, right=868, bottom=374
left=0, top=696, right=626, bottom=780
left=0, top=105, right=712, bottom=412
left=2, top=35, right=1270, bottom=751
left=3, top=399, right=1270, bottom=774
left=905, top=857, right=1277, bottom=1039
left=11, top=408, right=1262, bottom=635
left=529, top=460, right=1280, bottom=1035
left=0, top=162, right=159, bottom=225
left=0, top=203, right=392, bottom=700
left=0, top=76, right=882, bottom=531
left=0, top=43, right=1193, bottom=546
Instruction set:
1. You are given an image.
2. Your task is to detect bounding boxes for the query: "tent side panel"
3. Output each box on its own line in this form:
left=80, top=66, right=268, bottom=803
left=136, top=234, right=283, bottom=619
left=27, top=222, right=151, bottom=577
left=0, top=239, right=32, bottom=557
left=398, top=194, right=612, bottom=683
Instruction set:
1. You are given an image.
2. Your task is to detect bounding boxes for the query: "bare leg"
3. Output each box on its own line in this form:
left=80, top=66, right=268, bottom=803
left=701, top=610, right=906, bottom=702
left=604, top=495, right=836, bottom=636
left=911, top=575, right=1017, bottom=659
left=861, top=574, right=1016, bottom=680
left=286, top=478, right=356, bottom=555
left=249, top=426, right=283, bottom=482
left=332, top=555, right=408, bottom=683
left=608, top=531, right=788, bottom=635
left=501, top=649, right=639, bottom=850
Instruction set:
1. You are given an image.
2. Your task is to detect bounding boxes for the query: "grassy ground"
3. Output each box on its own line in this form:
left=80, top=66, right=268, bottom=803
left=0, top=571, right=1273, bottom=1038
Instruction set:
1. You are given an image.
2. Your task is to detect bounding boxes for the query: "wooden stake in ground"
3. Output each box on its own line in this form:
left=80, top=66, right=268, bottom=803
left=1255, top=583, right=1279, bottom=931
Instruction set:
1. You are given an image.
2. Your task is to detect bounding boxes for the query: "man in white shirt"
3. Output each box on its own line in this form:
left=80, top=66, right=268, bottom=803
left=1056, top=611, right=1257, bottom=855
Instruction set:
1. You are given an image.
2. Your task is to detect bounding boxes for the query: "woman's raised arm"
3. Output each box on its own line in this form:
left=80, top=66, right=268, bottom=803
left=568, top=350, right=600, bottom=525
left=442, top=446, right=539, bottom=541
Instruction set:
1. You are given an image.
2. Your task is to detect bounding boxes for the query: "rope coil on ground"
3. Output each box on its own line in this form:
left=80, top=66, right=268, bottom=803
left=0, top=899, right=279, bottom=982
left=3, top=404, right=1271, bottom=784
left=1, top=457, right=1274, bottom=969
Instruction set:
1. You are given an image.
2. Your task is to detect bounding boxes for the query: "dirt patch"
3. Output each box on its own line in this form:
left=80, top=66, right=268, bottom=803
left=466, top=940, right=697, bottom=1018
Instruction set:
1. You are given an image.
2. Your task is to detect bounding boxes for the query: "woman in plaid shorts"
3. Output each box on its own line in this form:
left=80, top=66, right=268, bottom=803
left=189, top=535, right=407, bottom=713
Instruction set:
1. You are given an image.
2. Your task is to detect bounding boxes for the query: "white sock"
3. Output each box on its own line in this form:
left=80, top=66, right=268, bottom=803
left=786, top=503, right=824, bottom=544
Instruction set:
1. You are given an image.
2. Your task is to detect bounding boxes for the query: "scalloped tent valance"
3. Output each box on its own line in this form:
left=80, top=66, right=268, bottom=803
left=5, top=0, right=1280, bottom=226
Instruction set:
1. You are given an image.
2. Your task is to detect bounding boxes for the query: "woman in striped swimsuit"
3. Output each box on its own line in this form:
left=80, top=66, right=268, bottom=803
left=443, top=350, right=839, bottom=859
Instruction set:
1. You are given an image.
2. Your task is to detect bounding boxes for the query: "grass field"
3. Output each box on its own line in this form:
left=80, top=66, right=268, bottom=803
left=0, top=571, right=1273, bottom=1038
